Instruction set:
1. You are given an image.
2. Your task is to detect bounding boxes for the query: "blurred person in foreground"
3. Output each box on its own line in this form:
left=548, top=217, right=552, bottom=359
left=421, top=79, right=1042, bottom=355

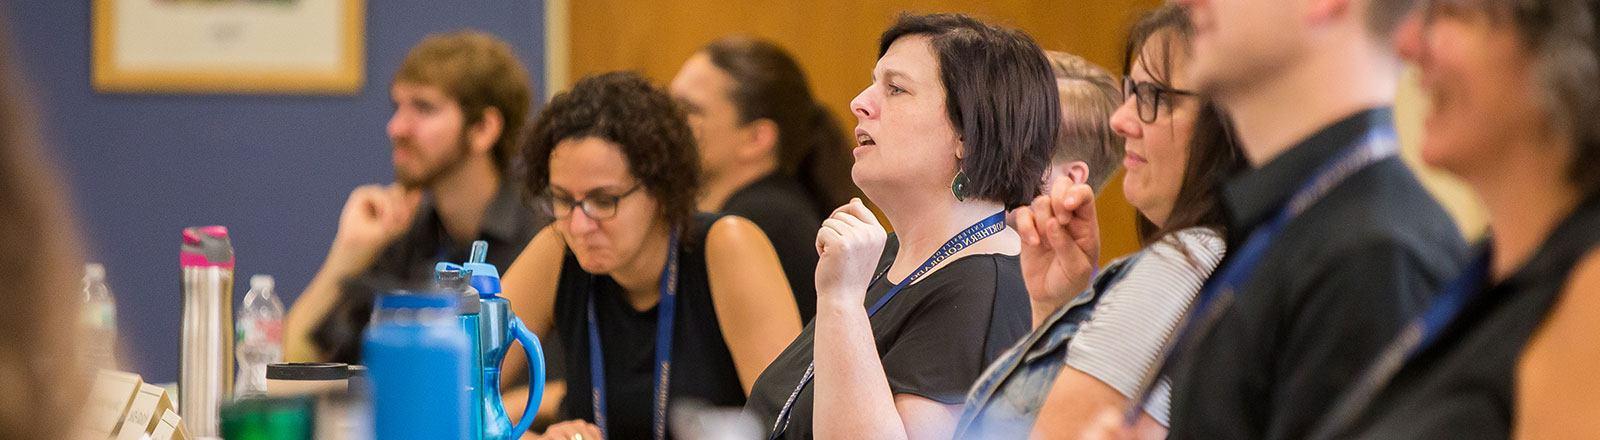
left=0, top=20, right=88, bottom=439
left=1084, top=0, right=1468, bottom=437
left=1307, top=0, right=1600, bottom=438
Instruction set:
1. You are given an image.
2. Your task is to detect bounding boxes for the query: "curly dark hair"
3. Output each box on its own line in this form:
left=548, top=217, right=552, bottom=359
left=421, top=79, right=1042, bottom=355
left=520, top=71, right=702, bottom=234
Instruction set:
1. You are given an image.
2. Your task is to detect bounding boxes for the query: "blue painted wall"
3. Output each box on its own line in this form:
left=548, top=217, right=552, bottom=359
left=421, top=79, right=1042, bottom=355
left=4, top=1, right=546, bottom=383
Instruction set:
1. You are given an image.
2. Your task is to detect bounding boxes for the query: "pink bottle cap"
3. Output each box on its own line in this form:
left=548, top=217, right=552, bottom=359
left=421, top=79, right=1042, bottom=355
left=181, top=226, right=235, bottom=269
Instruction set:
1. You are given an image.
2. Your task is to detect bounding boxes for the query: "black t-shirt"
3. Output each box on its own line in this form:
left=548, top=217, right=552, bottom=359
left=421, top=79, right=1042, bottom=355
left=554, top=213, right=746, bottom=440
left=311, top=183, right=549, bottom=364
left=722, top=173, right=824, bottom=323
left=1336, top=194, right=1600, bottom=439
left=743, top=235, right=1032, bottom=439
left=1165, top=108, right=1469, bottom=440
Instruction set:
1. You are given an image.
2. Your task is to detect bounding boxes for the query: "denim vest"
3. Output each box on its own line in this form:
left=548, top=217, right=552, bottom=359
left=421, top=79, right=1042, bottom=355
left=951, top=252, right=1144, bottom=439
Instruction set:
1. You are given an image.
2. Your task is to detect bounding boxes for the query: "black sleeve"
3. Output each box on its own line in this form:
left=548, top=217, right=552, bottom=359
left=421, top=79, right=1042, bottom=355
left=1265, top=241, right=1438, bottom=439
left=309, top=243, right=413, bottom=364
left=880, top=259, right=1007, bottom=404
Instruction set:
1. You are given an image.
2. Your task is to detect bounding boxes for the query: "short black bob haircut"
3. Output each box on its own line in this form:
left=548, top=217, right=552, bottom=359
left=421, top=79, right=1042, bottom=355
left=878, top=13, right=1060, bottom=207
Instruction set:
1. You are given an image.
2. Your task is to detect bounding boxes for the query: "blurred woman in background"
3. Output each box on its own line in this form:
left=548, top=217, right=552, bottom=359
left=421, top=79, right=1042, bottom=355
left=669, top=36, right=858, bottom=323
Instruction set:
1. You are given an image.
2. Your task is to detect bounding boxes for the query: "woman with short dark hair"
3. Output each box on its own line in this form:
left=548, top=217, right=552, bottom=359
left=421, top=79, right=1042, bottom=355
left=500, top=72, right=802, bottom=440
left=744, top=13, right=1054, bottom=439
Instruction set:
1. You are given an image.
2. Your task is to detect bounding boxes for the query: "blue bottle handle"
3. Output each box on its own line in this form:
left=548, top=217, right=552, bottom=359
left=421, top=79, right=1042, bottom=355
left=509, top=316, right=545, bottom=438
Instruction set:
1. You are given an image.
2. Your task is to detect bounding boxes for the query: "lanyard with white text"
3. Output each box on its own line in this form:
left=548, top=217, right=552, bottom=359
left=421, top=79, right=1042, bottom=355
left=588, top=231, right=680, bottom=440
left=765, top=211, right=1007, bottom=439
left=1124, top=126, right=1400, bottom=424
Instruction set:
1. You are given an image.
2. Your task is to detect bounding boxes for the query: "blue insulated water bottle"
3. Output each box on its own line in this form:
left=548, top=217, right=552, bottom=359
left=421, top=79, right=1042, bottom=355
left=363, top=292, right=472, bottom=440
left=464, top=241, right=546, bottom=440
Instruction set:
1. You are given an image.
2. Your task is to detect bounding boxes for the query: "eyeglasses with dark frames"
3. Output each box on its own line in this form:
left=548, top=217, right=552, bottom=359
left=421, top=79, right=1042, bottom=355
left=1124, top=77, right=1198, bottom=124
left=546, top=183, right=643, bottom=220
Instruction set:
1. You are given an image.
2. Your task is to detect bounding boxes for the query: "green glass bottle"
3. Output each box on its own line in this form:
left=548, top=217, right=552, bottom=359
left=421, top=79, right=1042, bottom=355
left=220, top=395, right=315, bottom=440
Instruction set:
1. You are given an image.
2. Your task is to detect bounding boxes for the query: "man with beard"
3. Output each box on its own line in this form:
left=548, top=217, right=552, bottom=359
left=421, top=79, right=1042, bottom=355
left=285, top=31, right=547, bottom=364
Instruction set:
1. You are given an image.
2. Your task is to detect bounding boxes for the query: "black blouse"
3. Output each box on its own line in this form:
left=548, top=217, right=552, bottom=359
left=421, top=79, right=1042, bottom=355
left=743, top=235, right=1032, bottom=439
left=1337, top=194, right=1600, bottom=439
left=553, top=213, right=745, bottom=440
left=721, top=173, right=824, bottom=323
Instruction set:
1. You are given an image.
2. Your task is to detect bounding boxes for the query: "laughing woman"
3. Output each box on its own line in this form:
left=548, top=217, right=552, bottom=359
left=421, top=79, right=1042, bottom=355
left=1307, top=0, right=1600, bottom=438
left=744, top=13, right=1056, bottom=439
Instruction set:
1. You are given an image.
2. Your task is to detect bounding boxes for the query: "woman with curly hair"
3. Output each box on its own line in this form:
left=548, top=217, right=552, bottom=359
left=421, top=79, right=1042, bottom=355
left=500, top=72, right=802, bottom=440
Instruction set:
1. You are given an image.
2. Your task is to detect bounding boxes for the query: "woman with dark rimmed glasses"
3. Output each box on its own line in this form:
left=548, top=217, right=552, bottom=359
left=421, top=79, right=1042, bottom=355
left=1123, top=76, right=1196, bottom=125
left=955, top=5, right=1247, bottom=438
left=498, top=72, right=803, bottom=440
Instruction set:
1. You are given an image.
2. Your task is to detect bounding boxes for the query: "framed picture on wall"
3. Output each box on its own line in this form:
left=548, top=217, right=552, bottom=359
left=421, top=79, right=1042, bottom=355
left=91, top=0, right=365, bottom=94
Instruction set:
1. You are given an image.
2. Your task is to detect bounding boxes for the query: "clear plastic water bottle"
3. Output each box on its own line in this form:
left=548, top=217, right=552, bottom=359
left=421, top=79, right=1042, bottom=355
left=82, top=263, right=118, bottom=371
left=235, top=274, right=285, bottom=397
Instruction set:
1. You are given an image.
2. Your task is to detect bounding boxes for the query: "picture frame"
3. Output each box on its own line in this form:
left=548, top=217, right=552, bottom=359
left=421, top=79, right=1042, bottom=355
left=91, top=0, right=365, bottom=94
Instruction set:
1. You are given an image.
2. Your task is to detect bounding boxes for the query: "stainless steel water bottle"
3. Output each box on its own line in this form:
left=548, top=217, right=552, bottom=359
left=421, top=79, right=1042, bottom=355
left=180, top=226, right=236, bottom=438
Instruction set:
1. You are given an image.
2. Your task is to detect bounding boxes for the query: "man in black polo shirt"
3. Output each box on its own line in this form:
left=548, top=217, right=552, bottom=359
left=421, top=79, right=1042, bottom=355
left=284, top=31, right=549, bottom=363
left=1156, top=0, right=1469, bottom=439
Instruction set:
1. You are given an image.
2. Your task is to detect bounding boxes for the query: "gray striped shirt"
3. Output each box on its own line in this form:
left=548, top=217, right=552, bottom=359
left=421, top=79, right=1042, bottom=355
left=1065, top=227, right=1226, bottom=427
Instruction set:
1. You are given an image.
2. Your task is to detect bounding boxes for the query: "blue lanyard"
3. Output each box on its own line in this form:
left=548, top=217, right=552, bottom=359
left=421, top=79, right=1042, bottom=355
left=1407, top=252, right=1491, bottom=358
left=588, top=231, right=680, bottom=440
left=1306, top=251, right=1491, bottom=440
left=1124, top=127, right=1399, bottom=423
left=766, top=211, right=1007, bottom=439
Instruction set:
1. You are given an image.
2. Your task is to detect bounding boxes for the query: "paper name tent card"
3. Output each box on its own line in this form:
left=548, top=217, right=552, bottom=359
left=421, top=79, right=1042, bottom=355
left=150, top=409, right=187, bottom=440
left=114, top=381, right=175, bottom=440
left=73, top=370, right=185, bottom=440
left=79, top=370, right=143, bottom=438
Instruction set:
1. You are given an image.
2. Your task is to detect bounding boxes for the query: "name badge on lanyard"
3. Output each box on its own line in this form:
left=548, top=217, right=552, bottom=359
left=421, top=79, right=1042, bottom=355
left=765, top=211, right=1007, bottom=440
left=588, top=231, right=680, bottom=440
left=1124, top=126, right=1400, bottom=424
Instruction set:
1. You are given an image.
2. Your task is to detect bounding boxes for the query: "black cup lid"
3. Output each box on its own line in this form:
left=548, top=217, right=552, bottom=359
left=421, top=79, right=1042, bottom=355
left=345, top=365, right=366, bottom=377
left=267, top=362, right=350, bottom=381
